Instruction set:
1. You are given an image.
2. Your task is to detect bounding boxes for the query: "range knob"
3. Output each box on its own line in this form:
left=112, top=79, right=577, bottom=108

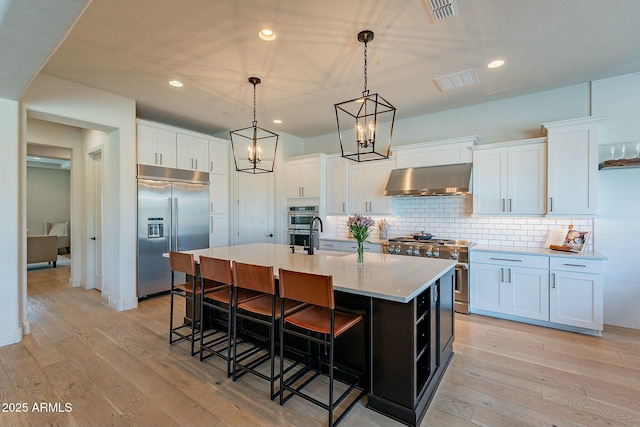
left=412, top=248, right=421, bottom=256
left=406, top=246, right=414, bottom=255
left=450, top=249, right=459, bottom=260
left=425, top=246, right=433, bottom=257
left=387, top=245, right=394, bottom=254
left=433, top=248, right=440, bottom=258
left=394, top=245, right=401, bottom=254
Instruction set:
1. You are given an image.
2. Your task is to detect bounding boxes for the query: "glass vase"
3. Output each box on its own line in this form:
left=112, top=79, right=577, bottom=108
left=357, top=240, right=364, bottom=264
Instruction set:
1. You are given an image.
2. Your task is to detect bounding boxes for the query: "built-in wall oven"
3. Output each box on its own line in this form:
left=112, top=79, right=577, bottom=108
left=287, top=206, right=319, bottom=248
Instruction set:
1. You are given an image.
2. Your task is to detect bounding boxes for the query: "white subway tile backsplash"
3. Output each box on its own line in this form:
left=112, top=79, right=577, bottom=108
left=330, top=195, right=594, bottom=249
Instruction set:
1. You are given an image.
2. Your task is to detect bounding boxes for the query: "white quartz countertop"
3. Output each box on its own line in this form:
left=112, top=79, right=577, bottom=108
left=177, top=243, right=456, bottom=303
left=471, top=245, right=608, bottom=260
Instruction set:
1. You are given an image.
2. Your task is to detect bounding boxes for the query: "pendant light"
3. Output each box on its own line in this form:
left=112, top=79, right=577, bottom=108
left=335, top=30, right=396, bottom=162
left=230, top=77, right=279, bottom=174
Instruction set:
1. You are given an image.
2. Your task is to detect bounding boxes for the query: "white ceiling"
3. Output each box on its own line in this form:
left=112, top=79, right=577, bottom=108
left=4, top=0, right=640, bottom=139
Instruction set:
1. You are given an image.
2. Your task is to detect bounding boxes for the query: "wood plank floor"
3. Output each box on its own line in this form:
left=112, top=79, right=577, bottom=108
left=1, top=267, right=639, bottom=426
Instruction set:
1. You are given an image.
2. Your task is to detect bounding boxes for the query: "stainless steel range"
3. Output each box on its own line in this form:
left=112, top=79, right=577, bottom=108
left=382, top=234, right=474, bottom=314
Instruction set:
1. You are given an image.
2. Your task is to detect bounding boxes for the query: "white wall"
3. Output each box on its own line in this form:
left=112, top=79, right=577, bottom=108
left=592, top=73, right=640, bottom=329
left=26, top=167, right=70, bottom=234
left=0, top=98, right=22, bottom=346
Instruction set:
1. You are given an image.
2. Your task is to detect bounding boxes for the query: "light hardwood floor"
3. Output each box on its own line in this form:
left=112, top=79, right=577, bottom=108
left=2, top=267, right=639, bottom=426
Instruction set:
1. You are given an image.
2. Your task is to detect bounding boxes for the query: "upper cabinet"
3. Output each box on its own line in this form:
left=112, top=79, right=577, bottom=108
left=137, top=123, right=177, bottom=168
left=394, top=136, right=478, bottom=169
left=209, top=138, right=229, bottom=175
left=349, top=160, right=393, bottom=214
left=176, top=134, right=209, bottom=172
left=473, top=138, right=546, bottom=216
left=285, top=154, right=326, bottom=199
left=542, top=116, right=603, bottom=216
left=327, top=156, right=349, bottom=215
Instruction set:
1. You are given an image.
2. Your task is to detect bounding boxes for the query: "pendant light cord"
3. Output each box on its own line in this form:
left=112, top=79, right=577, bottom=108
left=252, top=81, right=257, bottom=127
left=363, top=40, right=368, bottom=96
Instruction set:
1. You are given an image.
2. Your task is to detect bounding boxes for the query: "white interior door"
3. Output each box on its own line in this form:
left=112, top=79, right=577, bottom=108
left=90, top=151, right=103, bottom=290
left=237, top=172, right=275, bottom=244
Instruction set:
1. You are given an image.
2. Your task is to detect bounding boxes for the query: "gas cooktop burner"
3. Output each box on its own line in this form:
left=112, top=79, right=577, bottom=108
left=387, top=236, right=474, bottom=247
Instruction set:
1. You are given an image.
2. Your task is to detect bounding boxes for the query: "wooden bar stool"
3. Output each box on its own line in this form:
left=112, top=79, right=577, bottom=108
left=278, top=268, right=365, bottom=427
left=199, top=256, right=264, bottom=377
left=168, top=251, right=200, bottom=356
left=231, top=261, right=305, bottom=400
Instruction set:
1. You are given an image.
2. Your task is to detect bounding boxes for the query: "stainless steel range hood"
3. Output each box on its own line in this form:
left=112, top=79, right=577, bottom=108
left=384, top=163, right=472, bottom=196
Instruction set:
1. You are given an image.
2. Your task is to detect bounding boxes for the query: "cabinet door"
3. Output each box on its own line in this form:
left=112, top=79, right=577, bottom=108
left=156, top=129, right=177, bottom=168
left=507, top=266, right=549, bottom=321
left=348, top=163, right=369, bottom=213
left=176, top=134, right=208, bottom=171
left=285, top=161, right=303, bottom=198
left=472, top=148, right=507, bottom=215
left=209, top=213, right=229, bottom=247
left=547, top=128, right=598, bottom=215
left=367, top=161, right=393, bottom=214
left=327, top=157, right=348, bottom=214
left=507, top=143, right=546, bottom=215
left=470, top=263, right=504, bottom=312
left=209, top=139, right=229, bottom=175
left=550, top=270, right=603, bottom=330
left=137, top=124, right=177, bottom=167
left=209, top=174, right=228, bottom=214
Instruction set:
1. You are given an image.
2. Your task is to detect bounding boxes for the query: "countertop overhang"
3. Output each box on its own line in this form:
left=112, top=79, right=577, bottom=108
left=171, top=243, right=457, bottom=303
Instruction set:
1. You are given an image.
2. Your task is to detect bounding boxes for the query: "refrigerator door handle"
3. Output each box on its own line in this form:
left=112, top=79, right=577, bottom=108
left=173, top=197, right=179, bottom=250
left=168, top=197, right=173, bottom=252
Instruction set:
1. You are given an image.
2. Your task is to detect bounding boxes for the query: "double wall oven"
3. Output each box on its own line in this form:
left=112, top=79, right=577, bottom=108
left=382, top=235, right=473, bottom=314
left=287, top=206, right=319, bottom=248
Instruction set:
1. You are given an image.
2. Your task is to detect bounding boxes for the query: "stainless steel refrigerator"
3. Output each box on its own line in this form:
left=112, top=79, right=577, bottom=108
left=137, top=165, right=210, bottom=297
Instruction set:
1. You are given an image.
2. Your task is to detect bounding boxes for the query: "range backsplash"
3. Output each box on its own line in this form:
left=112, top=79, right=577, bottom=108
left=329, top=196, right=595, bottom=250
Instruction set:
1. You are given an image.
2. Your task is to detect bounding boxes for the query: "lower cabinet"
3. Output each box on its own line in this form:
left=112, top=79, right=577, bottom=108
left=319, top=239, right=381, bottom=253
left=470, top=250, right=604, bottom=334
left=367, top=268, right=455, bottom=427
left=549, top=257, right=603, bottom=331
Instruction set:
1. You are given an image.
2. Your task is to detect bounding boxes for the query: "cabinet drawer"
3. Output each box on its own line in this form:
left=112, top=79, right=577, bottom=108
left=341, top=241, right=379, bottom=253
left=319, top=240, right=341, bottom=251
left=549, top=257, right=602, bottom=274
left=470, top=251, right=548, bottom=269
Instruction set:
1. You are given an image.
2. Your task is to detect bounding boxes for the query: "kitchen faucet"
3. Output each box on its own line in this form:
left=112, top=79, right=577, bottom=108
left=307, top=216, right=323, bottom=255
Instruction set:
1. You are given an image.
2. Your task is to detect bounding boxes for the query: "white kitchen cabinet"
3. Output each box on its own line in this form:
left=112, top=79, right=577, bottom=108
left=349, top=160, right=393, bottom=214
left=549, top=257, right=603, bottom=331
left=209, top=213, right=229, bottom=247
left=209, top=174, right=228, bottom=214
left=208, top=138, right=229, bottom=175
left=394, top=136, right=478, bottom=169
left=470, top=251, right=549, bottom=321
left=473, top=138, right=546, bottom=215
left=327, top=157, right=349, bottom=214
left=137, top=123, right=177, bottom=168
left=177, top=133, right=209, bottom=172
left=542, top=116, right=603, bottom=216
left=285, top=155, right=326, bottom=199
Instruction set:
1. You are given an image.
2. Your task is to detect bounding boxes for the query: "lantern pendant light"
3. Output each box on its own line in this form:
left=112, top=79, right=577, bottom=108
left=230, top=77, right=279, bottom=174
left=335, top=30, right=396, bottom=162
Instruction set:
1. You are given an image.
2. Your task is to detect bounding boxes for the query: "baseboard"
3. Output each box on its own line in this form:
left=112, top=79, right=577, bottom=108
left=0, top=325, right=23, bottom=347
left=105, top=294, right=138, bottom=311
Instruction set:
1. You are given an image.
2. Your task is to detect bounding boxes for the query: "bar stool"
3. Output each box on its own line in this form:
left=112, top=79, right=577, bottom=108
left=169, top=251, right=200, bottom=356
left=199, top=256, right=264, bottom=377
left=231, top=261, right=305, bottom=400
left=278, top=268, right=365, bottom=427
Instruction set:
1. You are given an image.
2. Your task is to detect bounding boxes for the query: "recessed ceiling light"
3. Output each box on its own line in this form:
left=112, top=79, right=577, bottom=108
left=273, top=119, right=282, bottom=124
left=259, top=29, right=276, bottom=41
left=169, top=80, right=184, bottom=87
left=487, top=59, right=505, bottom=69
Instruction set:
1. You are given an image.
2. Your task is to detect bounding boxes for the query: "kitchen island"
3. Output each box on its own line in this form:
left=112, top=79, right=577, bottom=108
left=179, top=243, right=456, bottom=426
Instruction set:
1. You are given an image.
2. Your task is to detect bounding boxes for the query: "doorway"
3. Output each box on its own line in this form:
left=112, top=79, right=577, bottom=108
left=87, top=149, right=103, bottom=290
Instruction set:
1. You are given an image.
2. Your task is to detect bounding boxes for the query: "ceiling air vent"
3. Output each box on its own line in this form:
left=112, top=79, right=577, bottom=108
left=425, top=0, right=458, bottom=22
left=434, top=68, right=478, bottom=92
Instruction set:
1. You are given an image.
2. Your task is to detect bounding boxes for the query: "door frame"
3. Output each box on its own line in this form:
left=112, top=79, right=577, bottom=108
left=85, top=146, right=103, bottom=290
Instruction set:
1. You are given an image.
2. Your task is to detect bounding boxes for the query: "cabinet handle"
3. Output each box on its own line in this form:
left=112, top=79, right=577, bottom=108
left=501, top=198, right=505, bottom=212
left=551, top=273, right=556, bottom=288
left=155, top=153, right=158, bottom=164
left=160, top=153, right=163, bottom=164
left=500, top=267, right=504, bottom=282
left=342, top=202, right=346, bottom=213
left=549, top=197, right=553, bottom=212
left=509, top=199, right=513, bottom=212
left=195, top=159, right=198, bottom=169
left=210, top=161, right=213, bottom=171
left=563, top=263, right=587, bottom=267
left=490, top=257, right=522, bottom=262
left=210, top=201, right=213, bottom=212
left=508, top=268, right=512, bottom=283
left=210, top=216, right=213, bottom=230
